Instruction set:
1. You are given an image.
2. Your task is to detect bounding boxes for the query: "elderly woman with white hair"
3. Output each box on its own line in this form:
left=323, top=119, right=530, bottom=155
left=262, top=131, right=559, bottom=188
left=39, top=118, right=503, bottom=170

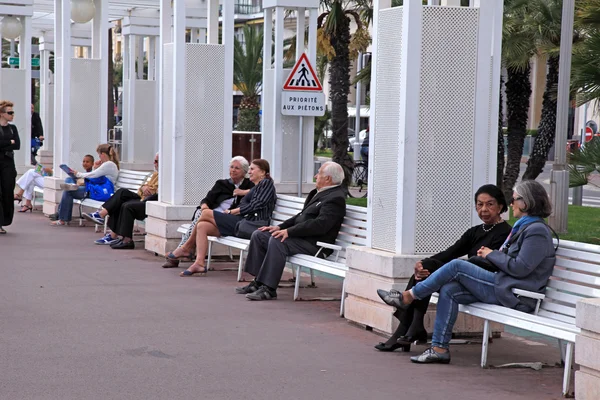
left=161, top=155, right=255, bottom=268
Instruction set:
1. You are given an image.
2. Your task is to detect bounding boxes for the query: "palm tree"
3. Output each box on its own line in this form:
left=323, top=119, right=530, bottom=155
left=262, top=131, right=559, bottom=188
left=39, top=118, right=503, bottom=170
left=522, top=0, right=564, bottom=180
left=318, top=0, right=371, bottom=185
left=568, top=138, right=600, bottom=188
left=233, top=25, right=264, bottom=132
left=500, top=0, right=535, bottom=199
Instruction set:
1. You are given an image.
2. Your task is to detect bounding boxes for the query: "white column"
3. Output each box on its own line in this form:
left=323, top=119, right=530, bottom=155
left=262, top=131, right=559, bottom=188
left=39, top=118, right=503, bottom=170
left=441, top=0, right=461, bottom=5
left=19, top=15, right=32, bottom=168
left=125, top=34, right=137, bottom=163
left=54, top=0, right=72, bottom=172
left=207, top=0, right=219, bottom=44
left=39, top=45, right=52, bottom=150
left=136, top=36, right=144, bottom=79
left=148, top=37, right=156, bottom=81
left=92, top=0, right=108, bottom=144
left=271, top=7, right=285, bottom=179
left=222, top=0, right=234, bottom=177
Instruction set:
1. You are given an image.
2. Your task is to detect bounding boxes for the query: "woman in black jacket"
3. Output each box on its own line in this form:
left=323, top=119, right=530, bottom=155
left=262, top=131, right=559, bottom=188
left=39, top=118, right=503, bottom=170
left=374, top=184, right=511, bottom=352
left=0, top=101, right=20, bottom=234
left=173, top=159, right=276, bottom=277
left=162, top=156, right=254, bottom=268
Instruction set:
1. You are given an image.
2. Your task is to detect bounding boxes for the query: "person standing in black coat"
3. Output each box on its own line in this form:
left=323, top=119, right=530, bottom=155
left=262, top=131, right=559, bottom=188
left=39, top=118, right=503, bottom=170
left=30, top=104, right=43, bottom=165
left=0, top=100, right=21, bottom=234
left=235, top=161, right=347, bottom=301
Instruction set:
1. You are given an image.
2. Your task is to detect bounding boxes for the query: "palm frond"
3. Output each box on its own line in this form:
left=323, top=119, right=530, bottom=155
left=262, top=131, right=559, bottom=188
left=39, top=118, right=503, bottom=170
left=233, top=26, right=264, bottom=98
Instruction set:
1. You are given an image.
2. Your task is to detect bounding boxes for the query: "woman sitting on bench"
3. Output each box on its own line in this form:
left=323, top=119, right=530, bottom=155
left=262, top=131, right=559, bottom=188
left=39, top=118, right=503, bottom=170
left=161, top=156, right=255, bottom=268
left=374, top=184, right=511, bottom=352
left=169, top=159, right=277, bottom=277
left=51, top=144, right=119, bottom=226
left=377, top=180, right=556, bottom=364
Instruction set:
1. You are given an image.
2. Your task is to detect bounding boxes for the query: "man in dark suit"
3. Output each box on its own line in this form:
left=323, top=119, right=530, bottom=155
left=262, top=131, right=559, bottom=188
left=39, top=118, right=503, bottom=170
left=31, top=104, right=43, bottom=165
left=236, top=161, right=347, bottom=301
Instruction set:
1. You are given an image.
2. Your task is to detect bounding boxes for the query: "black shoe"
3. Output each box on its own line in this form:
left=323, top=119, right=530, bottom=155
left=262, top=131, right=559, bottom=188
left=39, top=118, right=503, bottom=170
left=377, top=289, right=409, bottom=309
left=397, top=330, right=428, bottom=345
left=235, top=280, right=260, bottom=294
left=48, top=213, right=59, bottom=221
left=110, top=240, right=135, bottom=249
left=374, top=342, right=411, bottom=352
left=410, top=347, right=451, bottom=364
left=246, top=285, right=277, bottom=301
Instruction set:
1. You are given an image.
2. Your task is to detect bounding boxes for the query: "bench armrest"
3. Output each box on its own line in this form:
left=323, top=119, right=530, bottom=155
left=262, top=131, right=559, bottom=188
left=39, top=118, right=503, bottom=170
left=512, top=288, right=545, bottom=315
left=314, top=241, right=342, bottom=262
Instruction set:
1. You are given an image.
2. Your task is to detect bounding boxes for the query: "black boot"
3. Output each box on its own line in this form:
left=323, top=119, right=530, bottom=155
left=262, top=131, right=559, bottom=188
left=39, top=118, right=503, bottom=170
left=397, top=308, right=428, bottom=345
left=374, top=306, right=414, bottom=352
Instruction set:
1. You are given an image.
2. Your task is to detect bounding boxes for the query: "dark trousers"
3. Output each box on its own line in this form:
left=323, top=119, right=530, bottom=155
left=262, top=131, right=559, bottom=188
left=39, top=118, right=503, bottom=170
left=244, top=230, right=320, bottom=290
left=393, top=258, right=444, bottom=322
left=103, top=188, right=146, bottom=238
left=0, top=158, right=16, bottom=226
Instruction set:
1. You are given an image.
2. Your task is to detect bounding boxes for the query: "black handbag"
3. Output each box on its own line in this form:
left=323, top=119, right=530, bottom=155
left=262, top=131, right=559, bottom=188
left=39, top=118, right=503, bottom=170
left=234, top=219, right=269, bottom=239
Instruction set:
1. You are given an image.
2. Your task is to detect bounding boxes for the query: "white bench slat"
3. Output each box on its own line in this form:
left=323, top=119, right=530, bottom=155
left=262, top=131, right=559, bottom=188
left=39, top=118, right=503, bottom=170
left=555, top=259, right=600, bottom=277
left=547, top=278, right=600, bottom=298
left=556, top=248, right=600, bottom=265
left=540, top=300, right=577, bottom=318
left=544, top=287, right=586, bottom=307
left=536, top=309, right=577, bottom=326
left=556, top=239, right=600, bottom=255
left=551, top=268, right=600, bottom=287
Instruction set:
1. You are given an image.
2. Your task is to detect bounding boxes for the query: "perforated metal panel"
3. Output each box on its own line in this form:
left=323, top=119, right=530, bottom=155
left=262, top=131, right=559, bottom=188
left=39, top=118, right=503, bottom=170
left=414, top=7, right=479, bottom=254
left=161, top=44, right=174, bottom=204
left=371, top=7, right=403, bottom=252
left=70, top=59, right=102, bottom=169
left=0, top=69, right=27, bottom=166
left=134, top=80, right=158, bottom=163
left=183, top=43, right=226, bottom=205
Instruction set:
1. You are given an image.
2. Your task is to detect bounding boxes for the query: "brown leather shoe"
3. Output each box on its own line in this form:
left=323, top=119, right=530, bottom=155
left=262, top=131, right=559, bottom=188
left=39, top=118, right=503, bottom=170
left=161, top=259, right=180, bottom=268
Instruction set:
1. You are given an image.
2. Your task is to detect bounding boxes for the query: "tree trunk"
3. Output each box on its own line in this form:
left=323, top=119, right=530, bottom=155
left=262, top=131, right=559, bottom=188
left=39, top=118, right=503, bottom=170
left=502, top=64, right=532, bottom=200
left=328, top=9, right=354, bottom=186
left=522, top=56, right=559, bottom=180
left=107, top=28, right=115, bottom=133
left=497, top=75, right=505, bottom=188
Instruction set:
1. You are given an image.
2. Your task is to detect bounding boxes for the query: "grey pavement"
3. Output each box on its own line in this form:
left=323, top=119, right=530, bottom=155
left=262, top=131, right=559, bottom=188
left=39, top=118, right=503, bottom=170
left=1, top=211, right=568, bottom=400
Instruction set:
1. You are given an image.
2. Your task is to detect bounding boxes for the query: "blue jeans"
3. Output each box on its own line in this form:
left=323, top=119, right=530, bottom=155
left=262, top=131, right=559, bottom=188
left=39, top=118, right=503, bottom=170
left=58, top=185, right=87, bottom=222
left=411, top=259, right=500, bottom=349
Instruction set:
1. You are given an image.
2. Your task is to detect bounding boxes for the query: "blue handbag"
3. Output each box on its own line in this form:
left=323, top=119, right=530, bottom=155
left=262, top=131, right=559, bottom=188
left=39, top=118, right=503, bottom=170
left=85, top=176, right=115, bottom=201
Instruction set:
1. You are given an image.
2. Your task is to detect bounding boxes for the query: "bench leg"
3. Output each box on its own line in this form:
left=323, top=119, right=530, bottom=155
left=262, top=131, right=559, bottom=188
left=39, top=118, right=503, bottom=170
left=206, top=241, right=213, bottom=271
left=310, top=269, right=315, bottom=287
left=294, top=266, right=301, bottom=301
left=558, top=339, right=566, bottom=365
left=562, top=342, right=574, bottom=397
left=340, top=279, right=346, bottom=317
left=237, top=250, right=244, bottom=282
left=103, top=216, right=109, bottom=234
left=228, top=247, right=233, bottom=261
left=481, top=319, right=490, bottom=368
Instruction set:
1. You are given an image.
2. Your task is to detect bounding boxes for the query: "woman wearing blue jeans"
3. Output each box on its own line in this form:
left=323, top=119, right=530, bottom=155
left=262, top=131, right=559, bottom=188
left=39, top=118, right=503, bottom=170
left=377, top=180, right=556, bottom=364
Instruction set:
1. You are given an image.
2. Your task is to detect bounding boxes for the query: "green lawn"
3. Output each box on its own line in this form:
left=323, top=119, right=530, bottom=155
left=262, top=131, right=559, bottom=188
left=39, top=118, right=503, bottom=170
left=315, top=149, right=353, bottom=158
left=508, top=205, right=600, bottom=245
left=345, top=200, right=600, bottom=245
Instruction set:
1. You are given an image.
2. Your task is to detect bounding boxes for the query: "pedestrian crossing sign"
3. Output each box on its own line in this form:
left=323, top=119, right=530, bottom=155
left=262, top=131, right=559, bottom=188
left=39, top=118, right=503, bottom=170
left=283, top=53, right=323, bottom=92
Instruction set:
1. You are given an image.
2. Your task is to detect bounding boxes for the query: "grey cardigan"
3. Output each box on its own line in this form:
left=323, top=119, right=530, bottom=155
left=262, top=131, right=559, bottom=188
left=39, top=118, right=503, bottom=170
left=486, top=222, right=556, bottom=309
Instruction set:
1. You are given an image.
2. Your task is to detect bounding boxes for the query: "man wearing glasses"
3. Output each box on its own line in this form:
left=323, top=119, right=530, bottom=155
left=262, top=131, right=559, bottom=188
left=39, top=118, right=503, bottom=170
left=83, top=153, right=159, bottom=249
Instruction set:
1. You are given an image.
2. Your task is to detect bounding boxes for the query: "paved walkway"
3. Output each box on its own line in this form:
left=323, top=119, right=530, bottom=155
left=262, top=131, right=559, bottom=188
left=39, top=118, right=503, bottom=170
left=2, top=211, right=569, bottom=400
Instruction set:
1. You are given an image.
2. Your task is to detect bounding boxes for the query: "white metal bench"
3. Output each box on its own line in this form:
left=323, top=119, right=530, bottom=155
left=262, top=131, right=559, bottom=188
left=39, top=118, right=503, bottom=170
left=33, top=169, right=151, bottom=231
left=176, top=194, right=368, bottom=315
left=430, top=239, right=600, bottom=396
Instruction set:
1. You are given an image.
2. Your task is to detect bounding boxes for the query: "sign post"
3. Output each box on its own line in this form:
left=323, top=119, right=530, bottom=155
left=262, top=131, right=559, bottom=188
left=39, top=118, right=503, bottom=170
left=281, top=53, right=325, bottom=196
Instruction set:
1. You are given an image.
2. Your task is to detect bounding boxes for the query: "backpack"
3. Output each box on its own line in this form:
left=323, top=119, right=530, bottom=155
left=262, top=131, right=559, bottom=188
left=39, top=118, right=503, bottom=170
left=85, top=176, right=115, bottom=201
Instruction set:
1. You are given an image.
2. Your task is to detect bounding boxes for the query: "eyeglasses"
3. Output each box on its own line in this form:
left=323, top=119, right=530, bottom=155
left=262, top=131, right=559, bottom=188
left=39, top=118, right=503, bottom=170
left=510, top=196, right=523, bottom=205
left=5, top=111, right=14, bottom=115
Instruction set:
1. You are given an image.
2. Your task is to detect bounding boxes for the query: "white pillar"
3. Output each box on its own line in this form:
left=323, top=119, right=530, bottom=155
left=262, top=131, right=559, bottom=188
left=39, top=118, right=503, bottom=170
left=92, top=0, right=109, bottom=144
left=207, top=0, right=219, bottom=44
left=345, top=0, right=504, bottom=336
left=19, top=15, right=32, bottom=169
left=146, top=0, right=234, bottom=255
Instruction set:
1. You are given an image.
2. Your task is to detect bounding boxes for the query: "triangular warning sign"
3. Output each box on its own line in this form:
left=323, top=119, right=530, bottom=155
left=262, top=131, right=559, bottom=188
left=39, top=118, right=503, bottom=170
left=283, top=53, right=323, bottom=91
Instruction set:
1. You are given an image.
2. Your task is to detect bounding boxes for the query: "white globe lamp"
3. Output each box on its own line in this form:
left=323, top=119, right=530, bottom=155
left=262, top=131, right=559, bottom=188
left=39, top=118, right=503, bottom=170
left=71, top=0, right=96, bottom=24
left=1, top=16, right=22, bottom=40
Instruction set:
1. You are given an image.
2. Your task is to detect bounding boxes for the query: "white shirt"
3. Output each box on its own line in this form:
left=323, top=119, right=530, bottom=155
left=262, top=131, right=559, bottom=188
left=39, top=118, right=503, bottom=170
left=76, top=161, right=119, bottom=184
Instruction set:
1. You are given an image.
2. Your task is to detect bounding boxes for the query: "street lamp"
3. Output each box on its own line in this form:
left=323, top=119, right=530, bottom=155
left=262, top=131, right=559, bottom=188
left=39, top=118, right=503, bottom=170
left=1, top=15, right=22, bottom=40
left=71, top=0, right=96, bottom=24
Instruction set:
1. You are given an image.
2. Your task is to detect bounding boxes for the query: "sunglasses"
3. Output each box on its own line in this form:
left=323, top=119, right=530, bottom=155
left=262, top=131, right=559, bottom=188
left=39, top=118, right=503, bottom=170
left=510, top=196, right=523, bottom=205
left=5, top=111, right=14, bottom=115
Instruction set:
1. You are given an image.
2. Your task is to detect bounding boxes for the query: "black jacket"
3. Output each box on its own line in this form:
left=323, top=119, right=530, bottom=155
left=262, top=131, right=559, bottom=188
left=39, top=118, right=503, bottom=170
left=279, top=185, right=346, bottom=254
left=0, top=124, right=20, bottom=159
left=200, top=178, right=254, bottom=210
left=31, top=112, right=43, bottom=139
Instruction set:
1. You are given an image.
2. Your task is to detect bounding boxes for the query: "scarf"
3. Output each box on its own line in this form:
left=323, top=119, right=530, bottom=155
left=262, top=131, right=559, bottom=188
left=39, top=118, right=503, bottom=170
left=499, top=215, right=543, bottom=252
